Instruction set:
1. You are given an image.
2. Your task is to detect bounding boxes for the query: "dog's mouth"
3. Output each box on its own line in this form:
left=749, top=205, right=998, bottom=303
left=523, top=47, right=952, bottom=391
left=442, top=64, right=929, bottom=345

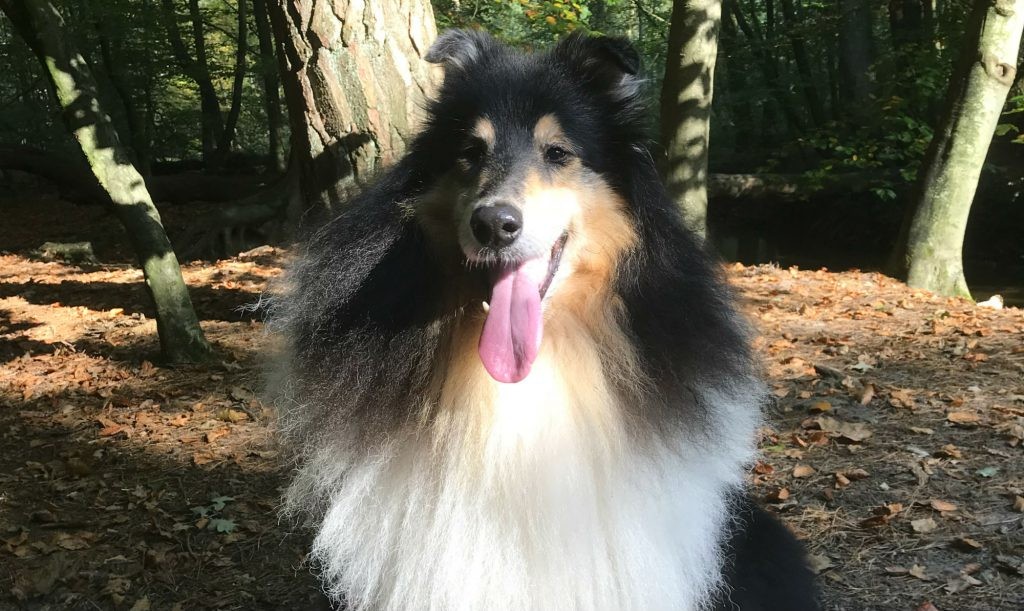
left=478, top=232, right=568, bottom=384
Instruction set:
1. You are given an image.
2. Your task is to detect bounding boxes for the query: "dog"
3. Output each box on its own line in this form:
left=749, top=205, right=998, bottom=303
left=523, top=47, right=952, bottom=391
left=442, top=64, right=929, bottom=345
left=270, top=30, right=819, bottom=611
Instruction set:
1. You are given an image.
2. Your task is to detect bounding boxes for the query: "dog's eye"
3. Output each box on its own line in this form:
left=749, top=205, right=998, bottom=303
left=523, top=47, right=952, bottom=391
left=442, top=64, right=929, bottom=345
left=459, top=141, right=486, bottom=166
left=544, top=145, right=572, bottom=165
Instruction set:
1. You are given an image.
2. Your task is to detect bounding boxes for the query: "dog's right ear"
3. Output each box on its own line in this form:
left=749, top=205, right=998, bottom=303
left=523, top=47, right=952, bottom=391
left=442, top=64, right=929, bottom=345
left=425, top=29, right=493, bottom=71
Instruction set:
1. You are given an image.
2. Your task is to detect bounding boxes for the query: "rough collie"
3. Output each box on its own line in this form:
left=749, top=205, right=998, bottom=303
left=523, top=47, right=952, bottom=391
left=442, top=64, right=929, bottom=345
left=270, top=30, right=819, bottom=611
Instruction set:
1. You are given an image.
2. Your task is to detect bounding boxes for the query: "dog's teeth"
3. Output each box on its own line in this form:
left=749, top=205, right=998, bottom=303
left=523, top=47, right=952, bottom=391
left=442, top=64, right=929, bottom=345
left=482, top=301, right=490, bottom=313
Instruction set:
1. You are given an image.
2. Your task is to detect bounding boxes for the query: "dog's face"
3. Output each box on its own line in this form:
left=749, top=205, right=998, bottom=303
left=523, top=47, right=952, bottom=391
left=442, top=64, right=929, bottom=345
left=415, top=31, right=642, bottom=383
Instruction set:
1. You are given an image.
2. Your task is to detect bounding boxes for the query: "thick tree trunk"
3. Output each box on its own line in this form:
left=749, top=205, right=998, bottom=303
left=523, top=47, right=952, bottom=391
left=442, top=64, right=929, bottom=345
left=214, top=0, right=248, bottom=161
left=896, top=0, right=1024, bottom=298
left=660, top=0, right=721, bottom=239
left=267, top=0, right=438, bottom=228
left=252, top=0, right=285, bottom=172
left=1, top=0, right=213, bottom=363
left=837, top=0, right=874, bottom=116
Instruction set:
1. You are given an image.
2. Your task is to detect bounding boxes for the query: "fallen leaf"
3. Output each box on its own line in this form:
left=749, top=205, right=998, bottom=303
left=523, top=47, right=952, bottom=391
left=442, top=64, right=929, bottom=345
left=938, top=444, right=963, bottom=459
left=1013, top=496, right=1024, bottom=513
left=947, top=411, right=980, bottom=426
left=168, top=413, right=191, bottom=427
left=908, top=564, right=931, bottom=581
left=909, top=426, right=934, bottom=435
left=816, top=416, right=873, bottom=442
left=889, top=388, right=916, bottom=409
left=861, top=503, right=903, bottom=527
left=858, top=383, right=875, bottom=405
left=793, top=465, right=816, bottom=478
left=217, top=408, right=249, bottom=423
left=911, top=518, right=937, bottom=533
left=205, top=428, right=229, bottom=444
left=54, top=533, right=91, bottom=550
left=944, top=573, right=982, bottom=593
left=929, top=499, right=958, bottom=512
left=954, top=537, right=983, bottom=551
left=807, top=553, right=833, bottom=574
left=810, top=400, right=832, bottom=413
left=129, top=596, right=151, bottom=611
left=976, top=466, right=998, bottom=478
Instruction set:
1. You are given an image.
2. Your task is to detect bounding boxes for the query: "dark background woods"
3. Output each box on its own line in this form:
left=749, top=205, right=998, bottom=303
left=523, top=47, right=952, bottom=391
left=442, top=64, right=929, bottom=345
left=1, top=1, right=1022, bottom=294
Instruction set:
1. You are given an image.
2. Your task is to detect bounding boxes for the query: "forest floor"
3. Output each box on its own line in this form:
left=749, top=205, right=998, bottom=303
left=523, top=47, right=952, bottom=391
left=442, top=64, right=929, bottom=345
left=1, top=198, right=1023, bottom=610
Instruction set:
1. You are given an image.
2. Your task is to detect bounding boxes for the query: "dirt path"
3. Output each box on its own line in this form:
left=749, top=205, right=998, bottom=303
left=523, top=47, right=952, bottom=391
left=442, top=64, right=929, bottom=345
left=1, top=250, right=1021, bottom=610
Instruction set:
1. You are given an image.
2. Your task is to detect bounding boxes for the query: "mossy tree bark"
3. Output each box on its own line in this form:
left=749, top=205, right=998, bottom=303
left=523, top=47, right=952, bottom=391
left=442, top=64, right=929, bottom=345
left=267, top=0, right=438, bottom=229
left=660, top=0, right=721, bottom=239
left=1, top=0, right=214, bottom=363
left=896, top=0, right=1024, bottom=299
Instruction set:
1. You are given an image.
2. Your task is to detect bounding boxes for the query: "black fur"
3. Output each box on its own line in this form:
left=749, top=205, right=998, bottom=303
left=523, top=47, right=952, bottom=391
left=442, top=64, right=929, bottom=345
left=716, top=495, right=821, bottom=611
left=273, top=30, right=819, bottom=609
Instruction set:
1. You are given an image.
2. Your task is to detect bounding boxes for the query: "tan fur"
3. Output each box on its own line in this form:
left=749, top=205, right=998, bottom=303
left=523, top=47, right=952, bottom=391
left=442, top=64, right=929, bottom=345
left=533, top=113, right=567, bottom=149
left=473, top=117, right=496, bottom=147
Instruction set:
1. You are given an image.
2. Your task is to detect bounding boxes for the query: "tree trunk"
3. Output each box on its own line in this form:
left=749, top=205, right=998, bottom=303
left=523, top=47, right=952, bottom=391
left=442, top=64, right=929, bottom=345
left=1, top=0, right=214, bottom=363
left=187, top=0, right=225, bottom=162
left=660, top=0, right=721, bottom=239
left=726, top=0, right=804, bottom=133
left=889, top=0, right=924, bottom=47
left=214, top=0, right=249, bottom=162
left=780, top=0, right=826, bottom=126
left=267, top=0, right=438, bottom=229
left=252, top=0, right=285, bottom=172
left=159, top=0, right=224, bottom=165
left=837, top=0, right=874, bottom=116
left=88, top=0, right=150, bottom=174
left=895, top=0, right=1024, bottom=298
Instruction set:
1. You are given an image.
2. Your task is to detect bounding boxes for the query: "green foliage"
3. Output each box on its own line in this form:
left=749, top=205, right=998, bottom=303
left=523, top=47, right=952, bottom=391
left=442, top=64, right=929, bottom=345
left=191, top=495, right=237, bottom=533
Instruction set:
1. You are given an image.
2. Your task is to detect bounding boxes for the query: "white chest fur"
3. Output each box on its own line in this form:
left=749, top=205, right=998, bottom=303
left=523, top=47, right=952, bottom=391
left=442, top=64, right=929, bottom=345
left=288, top=329, right=759, bottom=611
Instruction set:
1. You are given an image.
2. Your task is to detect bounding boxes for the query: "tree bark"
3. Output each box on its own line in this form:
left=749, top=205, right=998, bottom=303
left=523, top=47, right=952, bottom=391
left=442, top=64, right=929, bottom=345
left=252, top=0, right=285, bottom=172
left=895, top=0, right=1024, bottom=298
left=1, top=0, right=214, bottom=363
left=660, top=0, right=721, bottom=239
left=267, top=0, right=438, bottom=229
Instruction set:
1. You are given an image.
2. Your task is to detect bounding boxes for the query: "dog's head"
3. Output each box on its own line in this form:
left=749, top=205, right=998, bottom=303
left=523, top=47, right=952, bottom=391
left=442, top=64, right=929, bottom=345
left=415, top=31, right=645, bottom=384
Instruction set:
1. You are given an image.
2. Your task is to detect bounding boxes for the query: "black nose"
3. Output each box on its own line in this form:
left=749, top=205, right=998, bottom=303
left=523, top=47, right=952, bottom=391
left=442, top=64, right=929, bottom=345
left=470, top=204, right=522, bottom=248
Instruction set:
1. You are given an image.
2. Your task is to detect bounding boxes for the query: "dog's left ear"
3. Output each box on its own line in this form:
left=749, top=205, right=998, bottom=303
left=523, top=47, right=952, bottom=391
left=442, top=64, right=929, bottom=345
left=553, top=32, right=641, bottom=96
left=425, top=29, right=495, bottom=72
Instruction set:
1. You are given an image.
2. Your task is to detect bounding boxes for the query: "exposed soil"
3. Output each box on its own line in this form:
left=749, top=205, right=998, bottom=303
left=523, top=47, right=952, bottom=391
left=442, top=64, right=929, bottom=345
left=1, top=197, right=1022, bottom=610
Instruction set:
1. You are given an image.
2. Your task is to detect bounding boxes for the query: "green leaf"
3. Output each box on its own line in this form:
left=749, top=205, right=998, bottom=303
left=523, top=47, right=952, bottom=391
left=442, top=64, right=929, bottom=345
left=210, top=496, right=235, bottom=511
left=208, top=518, right=236, bottom=533
left=994, top=124, right=1019, bottom=137
left=976, top=466, right=999, bottom=478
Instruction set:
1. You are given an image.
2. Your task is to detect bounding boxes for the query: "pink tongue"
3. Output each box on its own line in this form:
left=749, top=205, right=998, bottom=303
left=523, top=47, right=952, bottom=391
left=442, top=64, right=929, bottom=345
left=478, top=258, right=547, bottom=383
